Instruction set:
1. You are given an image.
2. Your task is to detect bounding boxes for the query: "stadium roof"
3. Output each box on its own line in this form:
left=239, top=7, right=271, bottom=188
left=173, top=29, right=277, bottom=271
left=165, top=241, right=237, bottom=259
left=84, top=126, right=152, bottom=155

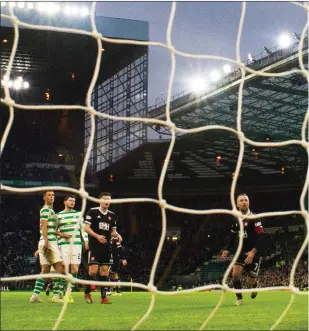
left=148, top=40, right=308, bottom=142
left=97, top=40, right=308, bottom=196
left=1, top=6, right=148, bottom=104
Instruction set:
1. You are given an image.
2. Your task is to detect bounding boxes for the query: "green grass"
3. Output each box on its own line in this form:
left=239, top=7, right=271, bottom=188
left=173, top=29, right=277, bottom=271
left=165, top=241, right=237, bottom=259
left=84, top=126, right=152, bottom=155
left=1, top=291, right=308, bottom=330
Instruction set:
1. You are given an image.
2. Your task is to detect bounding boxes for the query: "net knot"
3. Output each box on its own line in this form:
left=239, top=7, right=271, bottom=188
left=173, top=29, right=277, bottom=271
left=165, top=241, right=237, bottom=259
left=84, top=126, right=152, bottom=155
left=237, top=131, right=245, bottom=140
left=65, top=273, right=75, bottom=284
left=158, top=199, right=167, bottom=209
left=3, top=96, right=15, bottom=107
left=87, top=106, right=96, bottom=115
left=232, top=208, right=241, bottom=218
left=166, top=120, right=175, bottom=130
left=79, top=188, right=89, bottom=199
left=147, top=284, right=157, bottom=293
left=222, top=283, right=230, bottom=292
left=289, top=285, right=299, bottom=294
left=93, top=32, right=103, bottom=39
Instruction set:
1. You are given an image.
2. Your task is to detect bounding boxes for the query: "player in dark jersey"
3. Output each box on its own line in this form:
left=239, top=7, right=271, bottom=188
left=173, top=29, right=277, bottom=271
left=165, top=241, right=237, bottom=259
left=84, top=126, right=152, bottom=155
left=83, top=192, right=121, bottom=304
left=110, top=236, right=127, bottom=296
left=221, top=193, right=265, bottom=306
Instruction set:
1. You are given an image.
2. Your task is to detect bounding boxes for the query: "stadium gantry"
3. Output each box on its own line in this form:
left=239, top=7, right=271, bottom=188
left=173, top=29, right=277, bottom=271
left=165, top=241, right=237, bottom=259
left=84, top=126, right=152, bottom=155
left=97, top=38, right=308, bottom=197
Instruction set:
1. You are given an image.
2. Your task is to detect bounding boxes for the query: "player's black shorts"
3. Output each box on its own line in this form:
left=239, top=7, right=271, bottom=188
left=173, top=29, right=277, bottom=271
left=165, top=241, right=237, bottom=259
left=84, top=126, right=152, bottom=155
left=235, top=252, right=262, bottom=278
left=88, top=246, right=112, bottom=266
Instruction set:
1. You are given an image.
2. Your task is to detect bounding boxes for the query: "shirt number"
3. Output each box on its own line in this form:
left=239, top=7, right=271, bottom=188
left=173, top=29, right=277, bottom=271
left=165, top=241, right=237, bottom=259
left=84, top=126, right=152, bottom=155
left=99, top=222, right=109, bottom=230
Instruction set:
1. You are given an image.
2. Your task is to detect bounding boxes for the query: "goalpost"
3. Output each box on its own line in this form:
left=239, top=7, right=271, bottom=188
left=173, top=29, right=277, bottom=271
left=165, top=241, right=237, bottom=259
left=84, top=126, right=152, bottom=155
left=1, top=2, right=308, bottom=331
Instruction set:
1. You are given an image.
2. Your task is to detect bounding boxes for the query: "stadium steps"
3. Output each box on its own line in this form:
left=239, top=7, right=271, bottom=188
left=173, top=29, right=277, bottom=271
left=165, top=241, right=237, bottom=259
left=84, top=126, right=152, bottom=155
left=160, top=217, right=211, bottom=286
left=157, top=245, right=181, bottom=288
left=67, top=169, right=79, bottom=187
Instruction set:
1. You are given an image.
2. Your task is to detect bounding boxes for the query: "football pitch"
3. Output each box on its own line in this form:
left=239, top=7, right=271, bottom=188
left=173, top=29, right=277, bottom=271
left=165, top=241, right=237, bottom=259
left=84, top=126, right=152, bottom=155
left=1, top=291, right=308, bottom=330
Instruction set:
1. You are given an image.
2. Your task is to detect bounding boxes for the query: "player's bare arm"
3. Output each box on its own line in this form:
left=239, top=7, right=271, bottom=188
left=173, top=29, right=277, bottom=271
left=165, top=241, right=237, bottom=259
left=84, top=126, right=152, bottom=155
left=79, top=217, right=89, bottom=250
left=245, top=248, right=257, bottom=264
left=55, top=229, right=70, bottom=239
left=40, top=219, right=49, bottom=249
left=111, top=227, right=121, bottom=241
left=84, top=223, right=107, bottom=244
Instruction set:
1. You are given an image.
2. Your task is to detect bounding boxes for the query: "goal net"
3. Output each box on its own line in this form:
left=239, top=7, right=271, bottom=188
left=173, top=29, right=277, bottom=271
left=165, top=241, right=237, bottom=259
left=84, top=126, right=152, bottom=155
left=1, top=2, right=308, bottom=330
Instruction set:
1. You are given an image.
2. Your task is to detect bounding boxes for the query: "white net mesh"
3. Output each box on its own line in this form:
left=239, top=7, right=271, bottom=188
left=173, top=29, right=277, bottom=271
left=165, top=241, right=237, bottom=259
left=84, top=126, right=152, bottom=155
left=1, top=2, right=308, bottom=331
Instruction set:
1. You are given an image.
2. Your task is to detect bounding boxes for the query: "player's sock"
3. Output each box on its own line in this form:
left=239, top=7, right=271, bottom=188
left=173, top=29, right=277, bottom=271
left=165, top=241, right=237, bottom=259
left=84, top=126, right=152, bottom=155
left=60, top=278, right=67, bottom=296
left=32, top=278, right=45, bottom=296
left=250, top=281, right=258, bottom=299
left=84, top=274, right=94, bottom=295
left=52, top=279, right=61, bottom=298
left=72, top=273, right=78, bottom=289
left=99, top=275, right=109, bottom=299
left=233, top=279, right=243, bottom=300
left=116, top=279, right=121, bottom=293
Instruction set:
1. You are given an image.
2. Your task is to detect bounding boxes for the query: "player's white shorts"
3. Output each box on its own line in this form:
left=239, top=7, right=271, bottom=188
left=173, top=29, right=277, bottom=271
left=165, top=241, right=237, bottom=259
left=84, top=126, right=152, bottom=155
left=59, top=245, right=82, bottom=265
left=38, top=241, right=62, bottom=265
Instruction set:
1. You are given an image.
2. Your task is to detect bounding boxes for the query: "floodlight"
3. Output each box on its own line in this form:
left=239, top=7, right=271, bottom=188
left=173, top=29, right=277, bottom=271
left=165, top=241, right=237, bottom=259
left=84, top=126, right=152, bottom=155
left=278, top=34, right=292, bottom=48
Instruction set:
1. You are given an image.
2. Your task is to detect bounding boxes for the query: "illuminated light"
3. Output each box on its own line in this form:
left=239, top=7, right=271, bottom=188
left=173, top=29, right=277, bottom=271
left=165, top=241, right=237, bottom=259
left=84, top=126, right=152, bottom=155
left=266, top=137, right=270, bottom=141
left=80, top=6, right=89, bottom=16
left=189, top=76, right=208, bottom=93
left=3, top=39, right=8, bottom=43
left=45, top=89, right=51, bottom=100
left=101, top=48, right=105, bottom=52
left=172, top=236, right=178, bottom=241
left=17, top=2, right=25, bottom=8
left=252, top=148, right=255, bottom=152
left=59, top=154, right=63, bottom=157
left=17, top=76, right=23, bottom=81
left=210, top=70, right=221, bottom=82
left=37, top=2, right=45, bottom=11
left=63, top=5, right=72, bottom=15
left=223, top=64, right=231, bottom=74
left=281, top=167, right=285, bottom=171
left=46, top=2, right=60, bottom=14
left=9, top=2, right=16, bottom=7
left=7, top=80, right=13, bottom=88
left=23, top=81, right=29, bottom=89
left=278, top=34, right=292, bottom=49
left=216, top=156, right=222, bottom=160
left=248, top=53, right=253, bottom=62
left=1, top=2, right=7, bottom=7
left=13, top=80, right=22, bottom=90
left=71, top=73, right=75, bottom=80
left=26, top=2, right=33, bottom=9
left=71, top=5, right=79, bottom=15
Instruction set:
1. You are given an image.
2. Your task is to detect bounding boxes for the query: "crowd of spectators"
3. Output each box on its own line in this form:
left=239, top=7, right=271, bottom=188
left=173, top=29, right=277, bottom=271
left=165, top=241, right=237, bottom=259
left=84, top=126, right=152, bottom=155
left=1, top=195, right=307, bottom=292
left=258, top=260, right=308, bottom=289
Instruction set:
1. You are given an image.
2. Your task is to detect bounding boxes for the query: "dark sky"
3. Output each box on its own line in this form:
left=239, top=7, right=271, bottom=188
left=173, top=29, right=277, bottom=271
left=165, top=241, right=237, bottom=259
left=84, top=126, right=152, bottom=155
left=95, top=1, right=306, bottom=107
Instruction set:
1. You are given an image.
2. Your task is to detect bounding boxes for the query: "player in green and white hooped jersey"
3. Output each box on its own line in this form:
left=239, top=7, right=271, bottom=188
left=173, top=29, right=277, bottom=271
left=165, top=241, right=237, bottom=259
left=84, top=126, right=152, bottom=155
left=56, top=195, right=89, bottom=298
left=30, top=191, right=65, bottom=303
